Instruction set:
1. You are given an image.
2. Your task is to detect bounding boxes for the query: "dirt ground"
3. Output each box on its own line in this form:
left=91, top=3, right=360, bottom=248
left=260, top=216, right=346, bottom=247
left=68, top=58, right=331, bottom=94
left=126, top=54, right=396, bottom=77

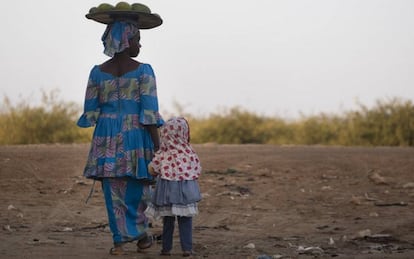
left=0, top=144, right=414, bottom=259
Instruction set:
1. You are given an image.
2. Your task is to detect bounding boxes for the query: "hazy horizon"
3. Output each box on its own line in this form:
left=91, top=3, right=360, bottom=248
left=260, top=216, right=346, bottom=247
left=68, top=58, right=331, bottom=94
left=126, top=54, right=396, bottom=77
left=1, top=0, right=413, bottom=119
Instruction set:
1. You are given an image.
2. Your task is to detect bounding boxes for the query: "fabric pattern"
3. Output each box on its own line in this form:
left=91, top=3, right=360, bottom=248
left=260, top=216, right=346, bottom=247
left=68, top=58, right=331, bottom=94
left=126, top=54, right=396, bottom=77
left=101, top=21, right=140, bottom=57
left=102, top=178, right=149, bottom=244
left=145, top=117, right=202, bottom=219
left=145, top=178, right=201, bottom=218
left=149, top=117, right=202, bottom=181
left=77, top=63, right=163, bottom=180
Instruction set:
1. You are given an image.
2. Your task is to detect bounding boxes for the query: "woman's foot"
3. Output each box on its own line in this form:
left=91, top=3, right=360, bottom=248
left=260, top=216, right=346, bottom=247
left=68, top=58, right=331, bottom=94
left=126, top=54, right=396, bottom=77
left=109, top=244, right=127, bottom=255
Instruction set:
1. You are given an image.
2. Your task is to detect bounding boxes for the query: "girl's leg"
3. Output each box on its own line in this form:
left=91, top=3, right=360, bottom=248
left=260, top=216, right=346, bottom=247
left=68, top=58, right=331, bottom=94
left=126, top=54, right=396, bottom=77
left=177, top=216, right=193, bottom=252
left=162, top=216, right=175, bottom=252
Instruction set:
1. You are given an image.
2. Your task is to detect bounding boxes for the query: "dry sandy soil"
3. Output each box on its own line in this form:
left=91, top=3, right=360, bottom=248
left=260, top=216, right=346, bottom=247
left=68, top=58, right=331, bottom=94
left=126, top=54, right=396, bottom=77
left=0, top=144, right=414, bottom=259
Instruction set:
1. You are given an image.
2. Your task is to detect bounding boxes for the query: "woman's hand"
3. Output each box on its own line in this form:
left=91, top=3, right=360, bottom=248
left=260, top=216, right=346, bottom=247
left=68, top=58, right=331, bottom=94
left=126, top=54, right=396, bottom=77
left=148, top=164, right=158, bottom=176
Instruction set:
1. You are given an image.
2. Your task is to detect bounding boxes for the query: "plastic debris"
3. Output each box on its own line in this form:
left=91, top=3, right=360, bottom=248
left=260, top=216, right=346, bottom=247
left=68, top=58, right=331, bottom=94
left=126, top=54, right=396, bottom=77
left=3, top=225, right=12, bottom=232
left=297, top=246, right=324, bottom=255
left=243, top=243, right=255, bottom=249
left=7, top=205, right=16, bottom=210
left=368, top=172, right=387, bottom=185
left=62, top=227, right=73, bottom=232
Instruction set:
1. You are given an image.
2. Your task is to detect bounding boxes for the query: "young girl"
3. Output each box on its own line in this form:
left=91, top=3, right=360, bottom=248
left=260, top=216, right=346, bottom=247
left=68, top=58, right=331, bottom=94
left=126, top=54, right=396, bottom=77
left=146, top=117, right=202, bottom=257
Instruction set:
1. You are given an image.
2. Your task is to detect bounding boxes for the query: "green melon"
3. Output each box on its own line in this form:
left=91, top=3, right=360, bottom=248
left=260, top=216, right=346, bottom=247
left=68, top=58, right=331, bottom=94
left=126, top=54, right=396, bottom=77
left=115, top=2, right=132, bottom=11
left=131, top=3, right=151, bottom=13
left=97, top=3, right=114, bottom=11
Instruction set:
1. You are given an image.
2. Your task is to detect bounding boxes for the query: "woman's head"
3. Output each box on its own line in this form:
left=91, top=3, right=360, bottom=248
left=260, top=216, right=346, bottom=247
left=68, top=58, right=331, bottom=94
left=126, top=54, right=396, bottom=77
left=101, top=21, right=140, bottom=57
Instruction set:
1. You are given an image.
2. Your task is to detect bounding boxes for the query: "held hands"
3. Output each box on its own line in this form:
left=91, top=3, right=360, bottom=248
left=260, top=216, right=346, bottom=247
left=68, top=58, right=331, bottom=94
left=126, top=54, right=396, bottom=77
left=147, top=164, right=158, bottom=176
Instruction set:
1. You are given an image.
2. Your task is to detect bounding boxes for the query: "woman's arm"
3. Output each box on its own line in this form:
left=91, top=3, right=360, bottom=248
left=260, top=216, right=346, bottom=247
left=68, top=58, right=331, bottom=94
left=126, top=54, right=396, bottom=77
left=145, top=125, right=160, bottom=151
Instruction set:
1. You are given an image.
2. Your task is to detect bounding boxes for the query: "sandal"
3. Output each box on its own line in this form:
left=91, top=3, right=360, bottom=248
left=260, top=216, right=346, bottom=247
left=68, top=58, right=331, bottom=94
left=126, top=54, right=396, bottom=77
left=137, top=233, right=153, bottom=250
left=109, top=246, right=127, bottom=255
left=160, top=250, right=171, bottom=256
left=182, top=251, right=195, bottom=257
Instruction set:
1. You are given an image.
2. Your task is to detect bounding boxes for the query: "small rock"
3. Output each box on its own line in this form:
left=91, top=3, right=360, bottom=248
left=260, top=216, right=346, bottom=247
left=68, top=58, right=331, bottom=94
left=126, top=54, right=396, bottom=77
left=321, top=186, right=332, bottom=191
left=357, top=229, right=372, bottom=237
left=297, top=246, right=324, bottom=255
left=3, top=225, right=12, bottom=232
left=350, top=196, right=362, bottom=205
left=368, top=172, right=387, bottom=185
left=403, top=182, right=414, bottom=189
left=75, top=180, right=88, bottom=185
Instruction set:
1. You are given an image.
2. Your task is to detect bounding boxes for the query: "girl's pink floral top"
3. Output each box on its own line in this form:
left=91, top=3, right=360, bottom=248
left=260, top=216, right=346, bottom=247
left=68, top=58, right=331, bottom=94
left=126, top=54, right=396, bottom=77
left=150, top=117, right=202, bottom=181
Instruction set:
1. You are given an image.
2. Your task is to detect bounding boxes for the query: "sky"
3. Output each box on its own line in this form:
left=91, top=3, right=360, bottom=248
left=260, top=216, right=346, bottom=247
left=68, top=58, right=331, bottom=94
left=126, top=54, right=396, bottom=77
left=1, top=0, right=413, bottom=119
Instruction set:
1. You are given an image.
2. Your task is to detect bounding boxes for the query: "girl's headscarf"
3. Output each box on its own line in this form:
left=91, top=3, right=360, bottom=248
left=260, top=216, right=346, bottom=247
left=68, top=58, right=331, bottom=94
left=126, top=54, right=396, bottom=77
left=101, top=21, right=140, bottom=57
left=151, top=117, right=202, bottom=181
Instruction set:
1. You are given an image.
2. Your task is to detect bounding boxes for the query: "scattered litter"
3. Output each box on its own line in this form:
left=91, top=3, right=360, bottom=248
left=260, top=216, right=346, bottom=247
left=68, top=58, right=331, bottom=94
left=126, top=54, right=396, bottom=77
left=297, top=246, right=324, bottom=255
left=58, top=188, right=74, bottom=194
left=369, top=212, right=379, bottom=217
left=364, top=234, right=395, bottom=243
left=403, top=182, right=414, bottom=189
left=62, top=227, right=73, bottom=232
left=75, top=180, right=88, bottom=185
left=328, top=237, right=335, bottom=245
left=374, top=201, right=407, bottom=207
left=350, top=195, right=363, bottom=205
left=7, top=205, right=16, bottom=210
left=256, top=255, right=272, bottom=259
left=243, top=243, right=255, bottom=249
left=26, top=239, right=40, bottom=245
left=3, top=225, right=12, bottom=232
left=368, top=172, right=388, bottom=185
left=16, top=212, right=24, bottom=218
left=364, top=193, right=379, bottom=201
left=357, top=229, right=372, bottom=238
left=350, top=193, right=381, bottom=205
left=321, top=186, right=332, bottom=191
left=321, top=174, right=338, bottom=180
left=216, top=191, right=248, bottom=197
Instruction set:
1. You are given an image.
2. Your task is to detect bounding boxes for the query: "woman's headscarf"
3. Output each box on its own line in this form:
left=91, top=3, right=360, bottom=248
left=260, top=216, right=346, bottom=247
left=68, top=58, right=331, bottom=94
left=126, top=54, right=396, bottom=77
left=101, top=21, right=140, bottom=57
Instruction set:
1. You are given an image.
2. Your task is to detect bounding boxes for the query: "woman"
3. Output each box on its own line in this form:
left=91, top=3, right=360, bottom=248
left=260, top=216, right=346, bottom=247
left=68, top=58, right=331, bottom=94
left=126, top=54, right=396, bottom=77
left=77, top=9, right=163, bottom=255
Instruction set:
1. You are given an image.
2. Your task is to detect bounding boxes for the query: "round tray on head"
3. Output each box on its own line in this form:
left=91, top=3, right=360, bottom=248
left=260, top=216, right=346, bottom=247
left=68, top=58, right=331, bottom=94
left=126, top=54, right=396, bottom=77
left=86, top=10, right=162, bottom=29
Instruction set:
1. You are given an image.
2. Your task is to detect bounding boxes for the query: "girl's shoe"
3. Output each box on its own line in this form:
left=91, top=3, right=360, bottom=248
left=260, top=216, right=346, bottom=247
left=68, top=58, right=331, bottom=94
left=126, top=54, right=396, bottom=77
left=160, top=250, right=171, bottom=256
left=182, top=251, right=195, bottom=257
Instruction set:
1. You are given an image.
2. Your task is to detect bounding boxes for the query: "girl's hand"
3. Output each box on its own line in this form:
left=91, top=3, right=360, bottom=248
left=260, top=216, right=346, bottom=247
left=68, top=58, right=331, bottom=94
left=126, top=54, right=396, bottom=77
left=148, top=164, right=158, bottom=176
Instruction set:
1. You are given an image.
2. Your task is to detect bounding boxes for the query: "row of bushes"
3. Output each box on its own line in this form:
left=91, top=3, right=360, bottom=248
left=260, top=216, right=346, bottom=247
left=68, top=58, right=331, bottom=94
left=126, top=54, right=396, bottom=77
left=0, top=92, right=413, bottom=146
left=0, top=91, right=92, bottom=145
left=189, top=98, right=414, bottom=146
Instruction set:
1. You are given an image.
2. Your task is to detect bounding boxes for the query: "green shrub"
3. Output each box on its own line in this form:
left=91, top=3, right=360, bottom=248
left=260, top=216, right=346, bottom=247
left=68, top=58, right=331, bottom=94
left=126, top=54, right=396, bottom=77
left=0, top=90, right=92, bottom=145
left=1, top=90, right=413, bottom=146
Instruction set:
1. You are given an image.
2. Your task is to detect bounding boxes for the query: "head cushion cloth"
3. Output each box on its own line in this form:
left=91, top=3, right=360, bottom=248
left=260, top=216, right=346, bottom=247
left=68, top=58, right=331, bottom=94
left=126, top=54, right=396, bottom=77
left=101, top=21, right=140, bottom=57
